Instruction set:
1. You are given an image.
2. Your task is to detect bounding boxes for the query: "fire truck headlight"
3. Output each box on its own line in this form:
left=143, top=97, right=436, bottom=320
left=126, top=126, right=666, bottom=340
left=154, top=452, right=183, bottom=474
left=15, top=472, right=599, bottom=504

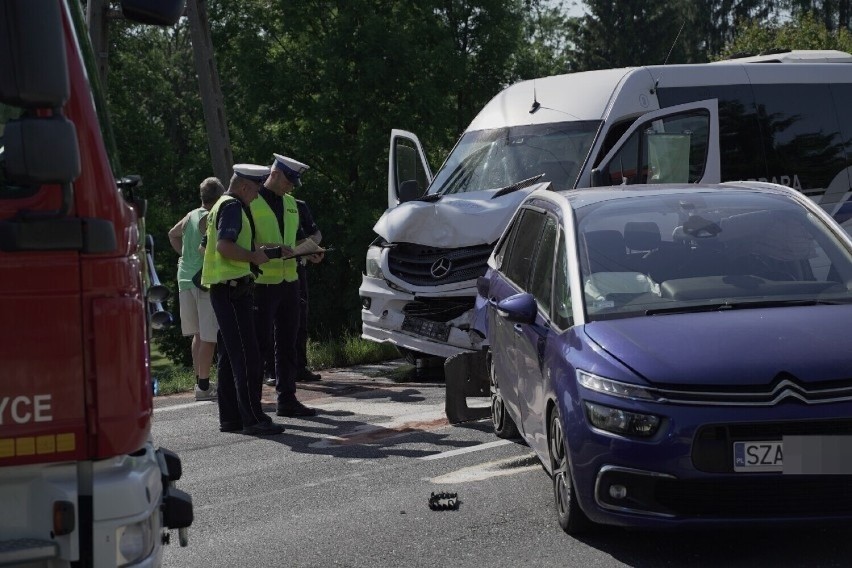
left=116, top=514, right=155, bottom=567
left=365, top=246, right=384, bottom=279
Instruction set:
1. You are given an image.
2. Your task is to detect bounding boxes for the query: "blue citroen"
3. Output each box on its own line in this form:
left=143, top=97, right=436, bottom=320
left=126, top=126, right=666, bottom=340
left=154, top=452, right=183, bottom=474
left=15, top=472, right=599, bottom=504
left=477, top=182, right=852, bottom=533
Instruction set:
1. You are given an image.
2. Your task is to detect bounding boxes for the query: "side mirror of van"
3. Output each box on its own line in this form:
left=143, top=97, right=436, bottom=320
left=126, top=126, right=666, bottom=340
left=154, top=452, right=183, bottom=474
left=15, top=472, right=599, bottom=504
left=121, top=0, right=187, bottom=26
left=0, top=0, right=69, bottom=107
left=4, top=117, right=81, bottom=185
left=398, top=180, right=422, bottom=203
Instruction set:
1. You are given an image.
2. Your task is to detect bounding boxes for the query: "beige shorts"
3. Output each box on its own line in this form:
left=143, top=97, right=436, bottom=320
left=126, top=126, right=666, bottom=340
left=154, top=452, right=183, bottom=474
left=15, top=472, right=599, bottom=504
left=179, top=288, right=219, bottom=342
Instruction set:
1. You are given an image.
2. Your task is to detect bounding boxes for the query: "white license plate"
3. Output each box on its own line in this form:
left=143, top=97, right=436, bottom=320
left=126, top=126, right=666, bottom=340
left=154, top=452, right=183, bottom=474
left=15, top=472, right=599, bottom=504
left=733, top=440, right=783, bottom=472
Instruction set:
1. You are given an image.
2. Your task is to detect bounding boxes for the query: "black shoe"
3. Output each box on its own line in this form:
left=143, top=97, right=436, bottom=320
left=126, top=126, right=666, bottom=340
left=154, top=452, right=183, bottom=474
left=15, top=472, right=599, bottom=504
left=219, top=421, right=243, bottom=433
left=264, top=376, right=277, bottom=387
left=241, top=421, right=285, bottom=436
left=258, top=413, right=273, bottom=423
left=276, top=402, right=318, bottom=417
left=296, top=368, right=321, bottom=382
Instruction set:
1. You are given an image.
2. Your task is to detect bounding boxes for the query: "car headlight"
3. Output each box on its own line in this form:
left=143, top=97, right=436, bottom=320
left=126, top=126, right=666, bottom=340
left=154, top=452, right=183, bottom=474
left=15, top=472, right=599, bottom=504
left=365, top=245, right=384, bottom=279
left=584, top=401, right=661, bottom=437
left=116, top=514, right=155, bottom=567
left=576, top=370, right=656, bottom=401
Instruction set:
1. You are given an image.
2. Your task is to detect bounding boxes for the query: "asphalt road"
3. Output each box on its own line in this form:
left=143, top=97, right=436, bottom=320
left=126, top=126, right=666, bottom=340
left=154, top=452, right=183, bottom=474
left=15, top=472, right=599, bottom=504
left=153, top=361, right=852, bottom=568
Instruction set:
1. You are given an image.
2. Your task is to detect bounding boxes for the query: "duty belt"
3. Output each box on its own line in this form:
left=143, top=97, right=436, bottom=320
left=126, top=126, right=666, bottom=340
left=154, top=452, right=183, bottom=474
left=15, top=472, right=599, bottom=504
left=220, top=275, right=254, bottom=287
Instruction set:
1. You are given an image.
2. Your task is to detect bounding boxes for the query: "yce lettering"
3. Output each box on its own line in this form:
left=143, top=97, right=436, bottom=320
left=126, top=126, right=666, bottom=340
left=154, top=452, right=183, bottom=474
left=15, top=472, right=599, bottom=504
left=0, top=395, right=52, bottom=425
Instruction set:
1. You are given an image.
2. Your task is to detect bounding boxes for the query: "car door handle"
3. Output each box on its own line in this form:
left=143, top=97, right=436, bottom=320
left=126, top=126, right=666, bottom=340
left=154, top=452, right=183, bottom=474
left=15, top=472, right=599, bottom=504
left=513, top=323, right=523, bottom=334
left=488, top=297, right=498, bottom=306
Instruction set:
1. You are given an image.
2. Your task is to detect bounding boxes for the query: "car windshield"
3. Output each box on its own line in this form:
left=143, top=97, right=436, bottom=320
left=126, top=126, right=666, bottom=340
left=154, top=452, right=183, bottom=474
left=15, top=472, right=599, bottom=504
left=427, top=121, right=600, bottom=196
left=574, top=190, right=852, bottom=321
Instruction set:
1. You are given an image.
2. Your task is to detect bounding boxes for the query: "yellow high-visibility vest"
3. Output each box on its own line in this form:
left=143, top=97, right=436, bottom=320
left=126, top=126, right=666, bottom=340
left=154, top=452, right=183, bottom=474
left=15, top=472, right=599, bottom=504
left=201, top=195, right=253, bottom=285
left=250, top=196, right=285, bottom=284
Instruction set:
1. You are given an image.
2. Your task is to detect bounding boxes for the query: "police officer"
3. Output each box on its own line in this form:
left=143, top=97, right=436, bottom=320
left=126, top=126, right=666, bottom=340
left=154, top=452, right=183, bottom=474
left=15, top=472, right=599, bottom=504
left=201, top=164, right=285, bottom=436
left=294, top=198, right=323, bottom=382
left=258, top=153, right=317, bottom=417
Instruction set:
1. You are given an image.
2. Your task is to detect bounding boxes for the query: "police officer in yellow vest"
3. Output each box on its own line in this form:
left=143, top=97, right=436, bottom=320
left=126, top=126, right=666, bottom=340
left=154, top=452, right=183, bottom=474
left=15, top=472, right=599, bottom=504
left=201, top=164, right=285, bottom=436
left=253, top=153, right=317, bottom=417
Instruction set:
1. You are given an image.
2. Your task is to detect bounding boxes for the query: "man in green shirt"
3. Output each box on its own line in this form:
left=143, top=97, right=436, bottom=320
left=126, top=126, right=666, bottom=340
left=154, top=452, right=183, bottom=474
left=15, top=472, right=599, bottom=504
left=168, top=176, right=224, bottom=401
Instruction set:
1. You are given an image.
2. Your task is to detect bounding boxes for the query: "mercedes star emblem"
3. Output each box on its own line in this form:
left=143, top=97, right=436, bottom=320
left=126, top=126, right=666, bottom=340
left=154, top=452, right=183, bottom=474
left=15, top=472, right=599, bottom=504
left=430, top=257, right=452, bottom=279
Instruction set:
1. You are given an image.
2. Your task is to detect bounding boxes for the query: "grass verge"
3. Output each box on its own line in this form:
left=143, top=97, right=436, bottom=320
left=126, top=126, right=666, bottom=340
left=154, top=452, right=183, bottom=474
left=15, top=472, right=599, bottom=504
left=151, top=332, right=401, bottom=396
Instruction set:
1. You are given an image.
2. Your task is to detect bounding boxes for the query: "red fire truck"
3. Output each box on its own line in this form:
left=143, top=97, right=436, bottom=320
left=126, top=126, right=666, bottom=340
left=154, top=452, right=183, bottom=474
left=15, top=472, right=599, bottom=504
left=0, top=1, right=192, bottom=566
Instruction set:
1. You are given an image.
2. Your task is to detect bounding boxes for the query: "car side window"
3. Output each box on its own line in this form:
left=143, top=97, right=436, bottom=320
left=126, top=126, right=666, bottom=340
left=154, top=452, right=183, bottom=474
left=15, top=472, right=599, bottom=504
left=494, top=209, right=523, bottom=269
left=503, top=209, right=547, bottom=287
left=552, top=230, right=573, bottom=329
left=529, top=216, right=557, bottom=311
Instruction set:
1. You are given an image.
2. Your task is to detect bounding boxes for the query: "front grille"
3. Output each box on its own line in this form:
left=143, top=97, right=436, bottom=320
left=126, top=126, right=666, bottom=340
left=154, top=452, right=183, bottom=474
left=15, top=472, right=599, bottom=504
left=693, top=418, right=852, bottom=473
left=387, top=243, right=492, bottom=286
left=650, top=374, right=852, bottom=406
left=403, top=297, right=475, bottom=324
left=655, top=476, right=852, bottom=517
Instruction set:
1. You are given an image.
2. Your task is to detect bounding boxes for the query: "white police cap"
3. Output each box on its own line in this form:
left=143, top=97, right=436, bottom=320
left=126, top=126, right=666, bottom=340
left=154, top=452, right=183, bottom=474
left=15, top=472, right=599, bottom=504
left=273, top=153, right=309, bottom=186
left=233, top=163, right=270, bottom=182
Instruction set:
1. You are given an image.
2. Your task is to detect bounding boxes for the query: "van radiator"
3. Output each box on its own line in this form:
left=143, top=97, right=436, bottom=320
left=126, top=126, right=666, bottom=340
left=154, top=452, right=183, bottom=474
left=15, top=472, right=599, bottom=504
left=387, top=243, right=493, bottom=286
left=402, top=297, right=476, bottom=323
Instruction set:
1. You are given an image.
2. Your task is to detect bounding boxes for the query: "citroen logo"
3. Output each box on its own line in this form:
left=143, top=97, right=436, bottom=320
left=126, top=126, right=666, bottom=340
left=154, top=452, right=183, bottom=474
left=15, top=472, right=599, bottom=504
left=430, top=257, right=452, bottom=279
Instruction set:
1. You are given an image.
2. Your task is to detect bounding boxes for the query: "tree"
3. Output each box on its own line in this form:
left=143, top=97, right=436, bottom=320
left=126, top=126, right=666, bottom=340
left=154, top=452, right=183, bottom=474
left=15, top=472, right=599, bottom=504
left=719, top=10, right=852, bottom=58
left=566, top=0, right=700, bottom=70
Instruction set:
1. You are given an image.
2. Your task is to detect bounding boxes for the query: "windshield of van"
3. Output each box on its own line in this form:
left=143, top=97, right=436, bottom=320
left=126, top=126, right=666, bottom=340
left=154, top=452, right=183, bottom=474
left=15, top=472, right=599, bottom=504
left=427, top=121, right=600, bottom=196
left=574, top=190, right=852, bottom=321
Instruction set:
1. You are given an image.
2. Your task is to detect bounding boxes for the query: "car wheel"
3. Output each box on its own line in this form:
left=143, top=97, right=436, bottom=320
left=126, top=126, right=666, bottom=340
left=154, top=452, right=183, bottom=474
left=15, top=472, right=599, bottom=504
left=489, top=354, right=519, bottom=439
left=549, top=408, right=590, bottom=535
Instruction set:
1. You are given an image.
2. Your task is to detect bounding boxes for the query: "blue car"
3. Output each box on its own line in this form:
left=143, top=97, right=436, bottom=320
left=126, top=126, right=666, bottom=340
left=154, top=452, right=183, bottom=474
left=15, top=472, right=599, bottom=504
left=476, top=182, right=852, bottom=533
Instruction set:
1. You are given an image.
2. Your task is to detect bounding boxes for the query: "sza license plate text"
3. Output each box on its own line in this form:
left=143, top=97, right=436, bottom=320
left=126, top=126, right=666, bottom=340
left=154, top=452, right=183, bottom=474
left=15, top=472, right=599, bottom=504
left=734, top=441, right=782, bottom=472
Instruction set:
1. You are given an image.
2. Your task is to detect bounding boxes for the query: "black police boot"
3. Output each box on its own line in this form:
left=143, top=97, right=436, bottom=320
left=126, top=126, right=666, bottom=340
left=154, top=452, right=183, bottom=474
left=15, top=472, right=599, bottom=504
left=276, top=401, right=318, bottom=417
left=241, top=421, right=285, bottom=436
left=296, top=368, right=321, bottom=382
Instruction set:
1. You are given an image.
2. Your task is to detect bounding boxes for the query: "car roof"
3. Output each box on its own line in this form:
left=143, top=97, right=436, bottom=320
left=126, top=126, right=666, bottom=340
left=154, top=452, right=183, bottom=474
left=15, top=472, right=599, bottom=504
left=548, top=182, right=798, bottom=209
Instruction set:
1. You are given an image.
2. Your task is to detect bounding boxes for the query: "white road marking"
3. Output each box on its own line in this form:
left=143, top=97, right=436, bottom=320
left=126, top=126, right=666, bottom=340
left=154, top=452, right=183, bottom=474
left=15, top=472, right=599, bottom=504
left=154, top=401, right=213, bottom=413
left=427, top=453, right=540, bottom=484
left=420, top=439, right=513, bottom=461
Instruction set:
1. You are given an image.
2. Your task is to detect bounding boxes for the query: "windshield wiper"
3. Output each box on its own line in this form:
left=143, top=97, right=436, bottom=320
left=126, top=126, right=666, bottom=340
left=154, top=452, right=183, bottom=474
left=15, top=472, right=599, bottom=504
left=491, top=173, right=546, bottom=199
left=416, top=193, right=442, bottom=202
left=645, top=297, right=852, bottom=316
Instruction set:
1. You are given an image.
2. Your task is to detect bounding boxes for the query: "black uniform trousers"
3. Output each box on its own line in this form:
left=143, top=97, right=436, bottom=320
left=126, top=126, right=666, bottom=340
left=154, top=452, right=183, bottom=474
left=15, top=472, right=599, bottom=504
left=296, top=262, right=309, bottom=371
left=274, top=279, right=301, bottom=406
left=254, top=281, right=284, bottom=403
left=210, top=280, right=268, bottom=428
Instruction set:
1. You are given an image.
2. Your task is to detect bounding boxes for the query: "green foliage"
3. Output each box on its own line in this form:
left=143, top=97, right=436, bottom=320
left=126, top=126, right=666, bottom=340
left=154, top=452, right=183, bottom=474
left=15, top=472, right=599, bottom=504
left=719, top=10, right=852, bottom=58
left=102, top=0, right=852, bottom=364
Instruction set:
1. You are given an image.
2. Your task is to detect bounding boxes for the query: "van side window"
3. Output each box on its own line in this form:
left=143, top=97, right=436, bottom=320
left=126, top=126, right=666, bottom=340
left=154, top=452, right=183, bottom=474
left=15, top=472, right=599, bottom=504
left=596, top=110, right=710, bottom=185
left=751, top=84, right=846, bottom=194
left=503, top=209, right=546, bottom=288
left=394, top=138, right=430, bottom=195
left=658, top=85, right=764, bottom=183
left=528, top=216, right=558, bottom=312
left=594, top=118, right=636, bottom=167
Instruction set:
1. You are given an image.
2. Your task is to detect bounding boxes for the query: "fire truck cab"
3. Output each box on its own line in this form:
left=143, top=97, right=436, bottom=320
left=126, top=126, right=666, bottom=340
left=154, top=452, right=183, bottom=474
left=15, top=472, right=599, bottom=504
left=0, top=1, right=192, bottom=566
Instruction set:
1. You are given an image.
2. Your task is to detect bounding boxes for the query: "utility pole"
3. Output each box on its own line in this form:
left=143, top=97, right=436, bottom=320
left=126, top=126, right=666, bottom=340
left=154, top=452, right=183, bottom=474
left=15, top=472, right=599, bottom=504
left=85, top=0, right=111, bottom=89
left=186, top=0, right=233, bottom=184
left=84, top=0, right=233, bottom=184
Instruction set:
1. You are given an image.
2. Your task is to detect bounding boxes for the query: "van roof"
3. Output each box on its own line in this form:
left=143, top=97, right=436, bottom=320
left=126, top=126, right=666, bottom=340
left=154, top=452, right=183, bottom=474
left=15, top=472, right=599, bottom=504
left=710, top=49, right=852, bottom=64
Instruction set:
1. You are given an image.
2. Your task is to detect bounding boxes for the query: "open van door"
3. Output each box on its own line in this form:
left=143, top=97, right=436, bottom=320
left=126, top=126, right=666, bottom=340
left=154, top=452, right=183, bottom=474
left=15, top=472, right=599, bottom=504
left=589, top=99, right=720, bottom=187
left=388, top=129, right=432, bottom=209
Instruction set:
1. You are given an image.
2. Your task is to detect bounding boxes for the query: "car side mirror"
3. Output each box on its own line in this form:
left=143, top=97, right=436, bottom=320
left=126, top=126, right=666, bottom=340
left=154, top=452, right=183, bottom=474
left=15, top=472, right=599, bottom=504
left=398, top=180, right=421, bottom=203
left=496, top=292, right=537, bottom=325
left=589, top=168, right=605, bottom=187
